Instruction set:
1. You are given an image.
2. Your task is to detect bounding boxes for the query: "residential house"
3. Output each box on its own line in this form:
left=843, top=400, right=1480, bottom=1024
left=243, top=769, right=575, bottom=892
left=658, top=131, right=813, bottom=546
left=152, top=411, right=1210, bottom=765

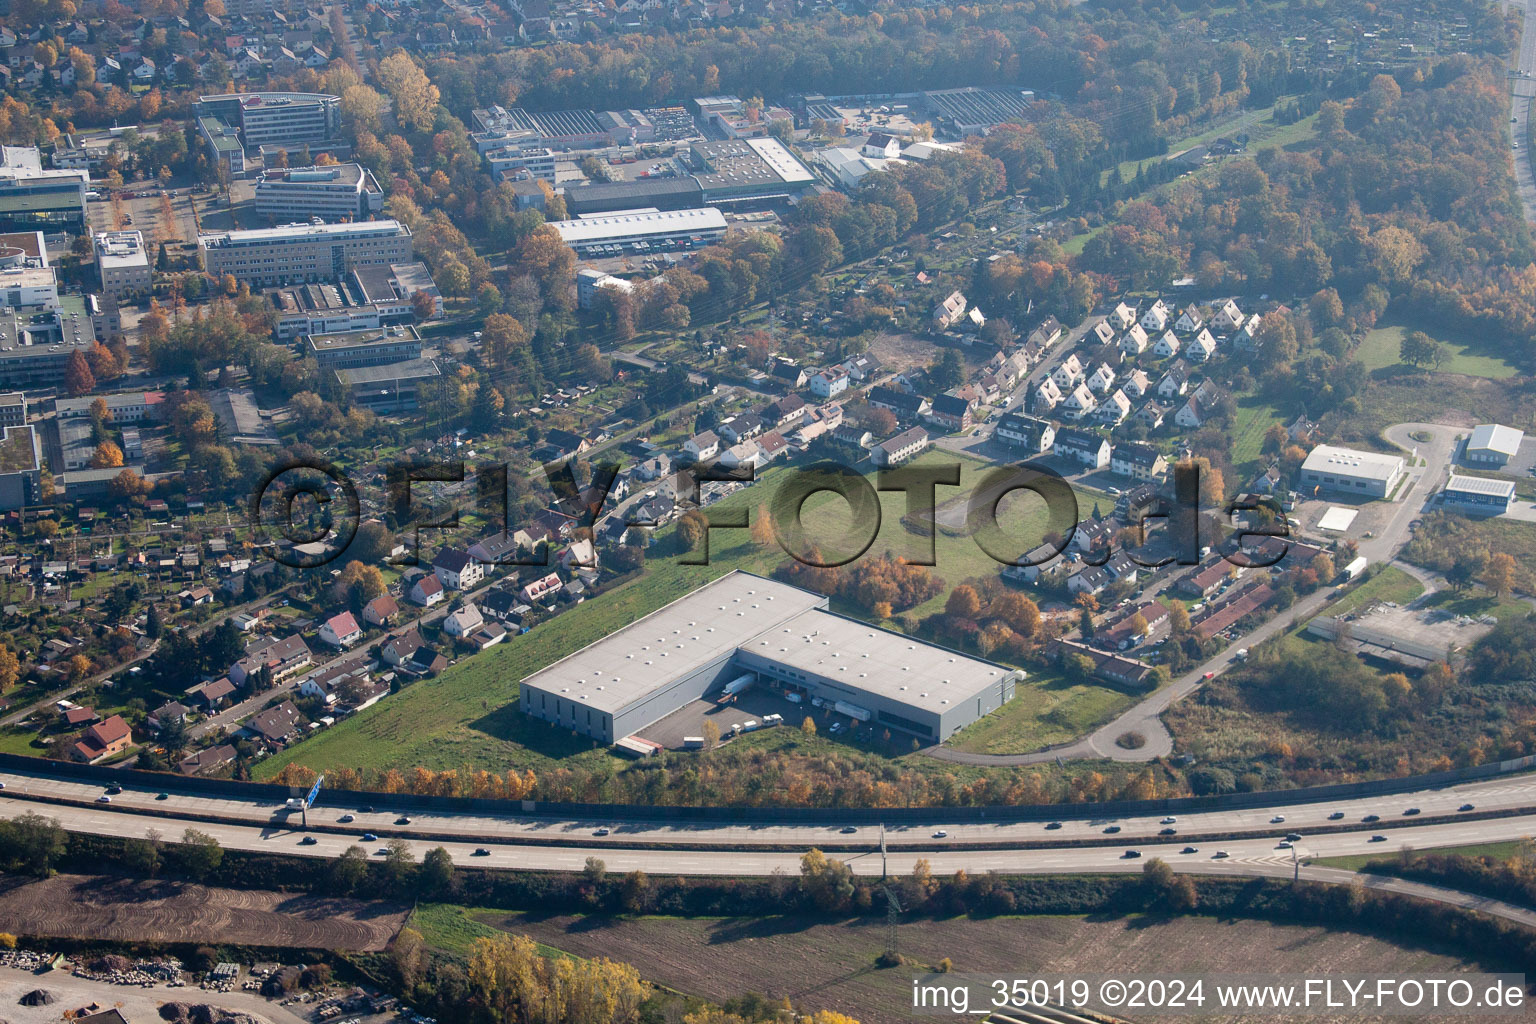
left=842, top=354, right=883, bottom=382
left=1176, top=381, right=1226, bottom=429
left=1151, top=330, right=1180, bottom=358
left=1111, top=442, right=1168, bottom=481
left=763, top=394, right=808, bottom=427
left=319, top=611, right=363, bottom=648
left=1140, top=300, right=1170, bottom=333
left=520, top=571, right=563, bottom=604
left=1175, top=305, right=1205, bottom=333
left=769, top=361, right=808, bottom=389
left=558, top=538, right=598, bottom=570
left=757, top=430, right=790, bottom=462
left=1122, top=369, right=1150, bottom=398
left=1001, top=541, right=1066, bottom=584
left=1175, top=557, right=1236, bottom=599
left=718, top=414, right=764, bottom=444
left=1034, top=376, right=1062, bottom=412
left=442, top=603, right=485, bottom=638
left=863, top=131, right=901, bottom=159
left=1239, top=313, right=1262, bottom=345
left=872, top=427, right=930, bottom=468
left=1061, top=382, right=1098, bottom=420
left=1156, top=363, right=1189, bottom=398
left=1050, top=354, right=1084, bottom=389
left=868, top=386, right=931, bottom=422
left=932, top=290, right=967, bottom=328
left=1120, top=324, right=1148, bottom=356
left=994, top=411, right=1055, bottom=454
left=229, top=635, right=312, bottom=687
left=1213, top=298, right=1244, bottom=331
left=1086, top=363, right=1116, bottom=394
left=1067, top=564, right=1113, bottom=596
left=542, top=428, right=591, bottom=462
left=1110, top=302, right=1138, bottom=331
left=299, top=659, right=371, bottom=705
left=630, top=453, right=675, bottom=482
left=1028, top=317, right=1063, bottom=348
left=148, top=701, right=189, bottom=730
left=1184, top=330, right=1214, bottom=363
left=1095, top=389, right=1131, bottom=426
left=70, top=714, right=132, bottom=763
left=683, top=430, right=720, bottom=461
left=433, top=548, right=483, bottom=591
left=1054, top=427, right=1110, bottom=469
left=180, top=586, right=214, bottom=607
left=409, top=574, right=445, bottom=607
left=718, top=440, right=766, bottom=471
left=927, top=393, right=974, bottom=432
left=808, top=367, right=849, bottom=398
left=178, top=743, right=236, bottom=776
left=1091, top=319, right=1117, bottom=346
left=470, top=622, right=508, bottom=650
left=1134, top=400, right=1169, bottom=430
left=185, top=677, right=235, bottom=710
left=244, top=701, right=302, bottom=746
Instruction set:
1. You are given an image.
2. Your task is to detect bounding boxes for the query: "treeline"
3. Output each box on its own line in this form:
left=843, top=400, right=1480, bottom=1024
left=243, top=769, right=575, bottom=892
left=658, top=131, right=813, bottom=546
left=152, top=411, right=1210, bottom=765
left=269, top=743, right=1177, bottom=808
left=1359, top=847, right=1536, bottom=913
left=1077, top=57, right=1536, bottom=343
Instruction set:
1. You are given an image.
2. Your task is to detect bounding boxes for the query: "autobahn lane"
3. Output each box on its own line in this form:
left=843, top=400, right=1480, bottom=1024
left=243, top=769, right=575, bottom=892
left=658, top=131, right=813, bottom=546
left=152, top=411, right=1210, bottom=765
left=9, top=793, right=1536, bottom=931
left=4, top=768, right=1536, bottom=854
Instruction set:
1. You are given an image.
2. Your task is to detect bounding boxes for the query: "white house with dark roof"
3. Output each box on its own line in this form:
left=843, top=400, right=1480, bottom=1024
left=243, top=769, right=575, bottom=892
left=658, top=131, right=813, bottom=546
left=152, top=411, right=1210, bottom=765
left=433, top=548, right=483, bottom=591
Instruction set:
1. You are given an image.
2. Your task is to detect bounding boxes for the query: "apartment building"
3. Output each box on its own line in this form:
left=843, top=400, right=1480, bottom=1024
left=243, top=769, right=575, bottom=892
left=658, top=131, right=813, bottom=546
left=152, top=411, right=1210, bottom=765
left=196, top=92, right=343, bottom=149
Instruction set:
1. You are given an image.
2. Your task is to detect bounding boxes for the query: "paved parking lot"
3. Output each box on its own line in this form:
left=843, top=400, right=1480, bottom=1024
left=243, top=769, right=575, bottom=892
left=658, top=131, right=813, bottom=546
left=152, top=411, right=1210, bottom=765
left=636, top=684, right=882, bottom=749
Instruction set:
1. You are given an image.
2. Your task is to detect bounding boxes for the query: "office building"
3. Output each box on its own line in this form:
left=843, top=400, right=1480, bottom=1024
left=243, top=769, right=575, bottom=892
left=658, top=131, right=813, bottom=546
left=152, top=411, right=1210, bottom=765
left=335, top=358, right=440, bottom=413
left=1299, top=444, right=1406, bottom=499
left=0, top=392, right=25, bottom=428
left=197, top=116, right=247, bottom=178
left=0, top=423, right=41, bottom=510
left=549, top=207, right=726, bottom=257
left=305, top=324, right=422, bottom=368
left=486, top=146, right=558, bottom=184
left=197, top=92, right=342, bottom=150
left=520, top=570, right=1021, bottom=745
left=576, top=267, right=635, bottom=309
left=1442, top=475, right=1515, bottom=515
left=56, top=391, right=166, bottom=423
left=199, top=219, right=412, bottom=286
left=94, top=230, right=152, bottom=303
left=0, top=147, right=88, bottom=233
left=254, top=164, right=385, bottom=223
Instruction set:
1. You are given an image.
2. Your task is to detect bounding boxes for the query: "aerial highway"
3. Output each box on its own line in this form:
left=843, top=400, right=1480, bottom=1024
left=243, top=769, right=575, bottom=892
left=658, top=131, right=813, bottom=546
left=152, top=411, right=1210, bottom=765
left=4, top=767, right=1536, bottom=875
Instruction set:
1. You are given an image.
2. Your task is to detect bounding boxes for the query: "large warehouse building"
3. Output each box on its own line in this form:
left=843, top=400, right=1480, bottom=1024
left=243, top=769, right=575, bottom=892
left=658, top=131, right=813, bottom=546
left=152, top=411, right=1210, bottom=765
left=549, top=207, right=727, bottom=256
left=1299, top=444, right=1406, bottom=499
left=519, top=571, right=1023, bottom=745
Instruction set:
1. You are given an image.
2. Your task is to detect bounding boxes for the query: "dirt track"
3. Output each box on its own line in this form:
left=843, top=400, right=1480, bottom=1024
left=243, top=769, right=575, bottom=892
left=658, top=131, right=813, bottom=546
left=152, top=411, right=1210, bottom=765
left=0, top=875, right=407, bottom=951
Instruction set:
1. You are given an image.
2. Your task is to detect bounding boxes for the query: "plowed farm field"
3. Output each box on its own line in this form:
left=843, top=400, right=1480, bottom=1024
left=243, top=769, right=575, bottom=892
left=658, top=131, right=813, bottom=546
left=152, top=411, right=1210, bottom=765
left=0, top=875, right=408, bottom=950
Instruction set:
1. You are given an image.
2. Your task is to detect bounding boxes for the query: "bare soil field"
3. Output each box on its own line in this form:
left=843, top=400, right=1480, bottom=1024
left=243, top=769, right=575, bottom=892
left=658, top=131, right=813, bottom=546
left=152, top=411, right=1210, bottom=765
left=0, top=875, right=407, bottom=951
left=488, top=911, right=1481, bottom=1024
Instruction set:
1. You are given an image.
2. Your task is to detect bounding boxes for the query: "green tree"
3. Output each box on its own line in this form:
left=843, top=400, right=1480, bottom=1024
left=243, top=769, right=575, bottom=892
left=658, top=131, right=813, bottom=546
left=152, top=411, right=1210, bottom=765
left=178, top=828, right=224, bottom=880
left=421, top=846, right=454, bottom=894
left=331, top=844, right=370, bottom=893
left=0, top=813, right=67, bottom=876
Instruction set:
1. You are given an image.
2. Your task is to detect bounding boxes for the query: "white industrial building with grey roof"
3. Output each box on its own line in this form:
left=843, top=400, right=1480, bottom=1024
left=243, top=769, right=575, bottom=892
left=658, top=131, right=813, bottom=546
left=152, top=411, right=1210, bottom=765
left=1299, top=443, right=1406, bottom=499
left=519, top=571, right=1022, bottom=745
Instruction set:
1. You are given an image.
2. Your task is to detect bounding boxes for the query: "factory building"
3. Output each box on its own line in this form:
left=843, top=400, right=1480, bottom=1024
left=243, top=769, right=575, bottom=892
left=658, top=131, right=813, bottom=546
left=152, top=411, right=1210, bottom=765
left=1463, top=423, right=1524, bottom=467
left=549, top=207, right=727, bottom=257
left=1298, top=444, right=1405, bottom=499
left=1442, top=475, right=1515, bottom=515
left=519, top=571, right=1023, bottom=745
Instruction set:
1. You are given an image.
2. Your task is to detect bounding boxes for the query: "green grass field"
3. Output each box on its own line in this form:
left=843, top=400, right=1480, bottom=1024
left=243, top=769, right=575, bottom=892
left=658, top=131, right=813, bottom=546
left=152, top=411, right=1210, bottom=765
left=257, top=448, right=1108, bottom=780
left=1319, top=565, right=1425, bottom=619
left=1356, top=325, right=1521, bottom=379
left=1229, top=395, right=1285, bottom=472
left=411, top=903, right=576, bottom=959
left=1312, top=840, right=1527, bottom=872
left=946, top=670, right=1136, bottom=754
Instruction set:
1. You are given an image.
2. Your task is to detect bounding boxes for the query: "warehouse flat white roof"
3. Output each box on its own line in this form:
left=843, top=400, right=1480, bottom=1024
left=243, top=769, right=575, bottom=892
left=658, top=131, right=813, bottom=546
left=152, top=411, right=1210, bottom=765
left=521, top=571, right=826, bottom=714
left=1468, top=423, right=1524, bottom=458
left=744, top=607, right=1016, bottom=715
left=746, top=137, right=816, bottom=183
left=1300, top=443, right=1404, bottom=482
left=550, top=207, right=727, bottom=245
left=520, top=570, right=1018, bottom=718
left=1445, top=474, right=1516, bottom=497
